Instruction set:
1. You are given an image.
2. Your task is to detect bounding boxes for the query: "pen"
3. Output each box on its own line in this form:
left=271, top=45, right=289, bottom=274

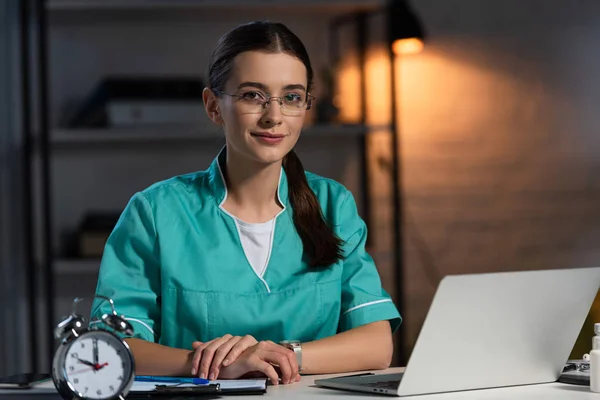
left=135, top=375, right=210, bottom=385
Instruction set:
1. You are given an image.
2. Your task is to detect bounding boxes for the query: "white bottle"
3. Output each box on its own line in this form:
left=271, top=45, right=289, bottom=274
left=590, top=323, right=600, bottom=392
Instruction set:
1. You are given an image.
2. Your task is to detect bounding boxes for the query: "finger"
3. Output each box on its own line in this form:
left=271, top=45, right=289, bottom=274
left=262, top=341, right=298, bottom=382
left=276, top=353, right=293, bottom=385
left=199, top=335, right=232, bottom=379
left=262, top=351, right=292, bottom=384
left=192, top=341, right=203, bottom=349
left=191, top=338, right=217, bottom=376
left=209, top=336, right=242, bottom=380
left=286, top=348, right=299, bottom=381
left=273, top=363, right=299, bottom=384
left=275, top=345, right=298, bottom=382
left=191, top=344, right=208, bottom=376
left=251, top=359, right=280, bottom=386
left=223, top=335, right=257, bottom=366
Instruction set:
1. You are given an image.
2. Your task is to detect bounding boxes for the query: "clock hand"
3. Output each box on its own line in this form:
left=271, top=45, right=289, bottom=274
left=93, top=338, right=99, bottom=366
left=71, top=367, right=95, bottom=375
left=77, top=358, right=95, bottom=367
left=94, top=362, right=109, bottom=371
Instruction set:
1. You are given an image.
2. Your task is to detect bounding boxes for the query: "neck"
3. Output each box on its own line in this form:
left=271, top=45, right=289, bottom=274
left=223, top=148, right=283, bottom=221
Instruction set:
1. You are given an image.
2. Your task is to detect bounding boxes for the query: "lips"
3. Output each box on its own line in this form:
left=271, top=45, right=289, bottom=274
left=250, top=131, right=287, bottom=145
left=250, top=132, right=286, bottom=138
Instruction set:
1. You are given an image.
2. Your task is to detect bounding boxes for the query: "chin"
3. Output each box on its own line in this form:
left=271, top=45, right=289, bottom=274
left=246, top=138, right=296, bottom=165
left=247, top=145, right=290, bottom=165
left=253, top=150, right=289, bottom=165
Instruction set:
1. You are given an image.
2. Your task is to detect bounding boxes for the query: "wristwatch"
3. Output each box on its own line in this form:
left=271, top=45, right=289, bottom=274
left=279, top=340, right=303, bottom=371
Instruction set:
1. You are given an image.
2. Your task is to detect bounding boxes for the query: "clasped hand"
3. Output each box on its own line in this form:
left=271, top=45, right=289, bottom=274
left=190, top=334, right=300, bottom=385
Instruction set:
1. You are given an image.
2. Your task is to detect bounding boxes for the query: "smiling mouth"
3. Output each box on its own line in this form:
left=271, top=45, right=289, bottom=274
left=250, top=132, right=286, bottom=138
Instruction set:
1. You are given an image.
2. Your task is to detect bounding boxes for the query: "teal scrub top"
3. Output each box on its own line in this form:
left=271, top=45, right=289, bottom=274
left=91, top=148, right=401, bottom=348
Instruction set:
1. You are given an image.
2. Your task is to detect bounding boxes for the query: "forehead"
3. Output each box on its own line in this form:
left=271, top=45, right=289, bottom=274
left=228, top=51, right=307, bottom=90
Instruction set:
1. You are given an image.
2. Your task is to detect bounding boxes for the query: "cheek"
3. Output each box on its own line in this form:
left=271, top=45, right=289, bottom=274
left=221, top=109, right=258, bottom=133
left=286, top=115, right=305, bottom=136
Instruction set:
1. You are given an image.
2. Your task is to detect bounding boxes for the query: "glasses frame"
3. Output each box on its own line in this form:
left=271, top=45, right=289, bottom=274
left=213, top=90, right=315, bottom=114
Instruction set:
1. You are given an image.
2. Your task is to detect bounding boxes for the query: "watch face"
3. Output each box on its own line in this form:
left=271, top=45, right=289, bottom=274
left=61, top=330, right=134, bottom=399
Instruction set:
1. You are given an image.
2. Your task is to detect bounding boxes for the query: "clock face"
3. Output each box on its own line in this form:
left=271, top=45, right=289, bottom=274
left=62, top=330, right=133, bottom=399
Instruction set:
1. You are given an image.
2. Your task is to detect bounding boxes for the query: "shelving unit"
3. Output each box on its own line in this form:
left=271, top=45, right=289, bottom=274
left=54, top=258, right=101, bottom=275
left=50, top=123, right=372, bottom=146
left=47, top=0, right=385, bottom=12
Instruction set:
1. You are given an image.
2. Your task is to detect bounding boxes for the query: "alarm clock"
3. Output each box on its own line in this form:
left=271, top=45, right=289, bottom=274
left=52, top=295, right=136, bottom=400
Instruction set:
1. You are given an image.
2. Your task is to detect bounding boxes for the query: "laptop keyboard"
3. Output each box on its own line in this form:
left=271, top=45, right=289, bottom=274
left=359, top=380, right=402, bottom=389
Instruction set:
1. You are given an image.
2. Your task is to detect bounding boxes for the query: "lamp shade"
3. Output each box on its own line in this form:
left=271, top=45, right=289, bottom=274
left=388, top=0, right=425, bottom=55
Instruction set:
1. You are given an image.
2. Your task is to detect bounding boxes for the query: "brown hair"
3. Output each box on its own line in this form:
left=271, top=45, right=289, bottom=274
left=208, top=21, right=343, bottom=267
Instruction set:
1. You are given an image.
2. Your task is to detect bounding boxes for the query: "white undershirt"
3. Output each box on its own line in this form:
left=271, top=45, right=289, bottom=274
left=234, top=217, right=276, bottom=278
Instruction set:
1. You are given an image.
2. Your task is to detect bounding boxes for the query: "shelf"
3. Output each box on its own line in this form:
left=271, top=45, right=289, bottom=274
left=54, top=259, right=101, bottom=275
left=49, top=123, right=374, bottom=147
left=47, top=0, right=385, bottom=12
left=52, top=125, right=222, bottom=145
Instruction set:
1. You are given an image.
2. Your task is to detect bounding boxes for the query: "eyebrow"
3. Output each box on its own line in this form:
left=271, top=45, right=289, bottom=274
left=237, top=81, right=307, bottom=92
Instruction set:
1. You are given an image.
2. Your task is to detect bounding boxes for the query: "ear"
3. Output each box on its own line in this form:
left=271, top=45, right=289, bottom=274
left=202, top=87, right=222, bottom=125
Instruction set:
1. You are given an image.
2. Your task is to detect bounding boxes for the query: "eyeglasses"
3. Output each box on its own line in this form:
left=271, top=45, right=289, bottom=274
left=214, top=90, right=314, bottom=117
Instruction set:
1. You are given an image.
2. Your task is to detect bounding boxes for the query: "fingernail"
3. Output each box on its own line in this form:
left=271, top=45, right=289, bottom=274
left=200, top=373, right=206, bottom=379
left=208, top=373, right=215, bottom=380
left=191, top=368, right=196, bottom=375
left=223, top=359, right=230, bottom=366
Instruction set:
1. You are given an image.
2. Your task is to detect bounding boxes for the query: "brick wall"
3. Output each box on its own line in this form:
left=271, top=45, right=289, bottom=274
left=397, top=0, right=600, bottom=357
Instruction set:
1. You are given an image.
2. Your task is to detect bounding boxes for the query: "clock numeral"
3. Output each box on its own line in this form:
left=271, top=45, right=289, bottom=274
left=84, top=387, right=88, bottom=393
left=70, top=352, right=79, bottom=359
left=69, top=366, right=74, bottom=372
left=97, top=389, right=102, bottom=396
left=73, top=379, right=79, bottom=384
left=117, top=375, right=123, bottom=381
left=109, top=385, right=115, bottom=392
left=116, top=350, right=121, bottom=355
left=80, top=343, right=85, bottom=348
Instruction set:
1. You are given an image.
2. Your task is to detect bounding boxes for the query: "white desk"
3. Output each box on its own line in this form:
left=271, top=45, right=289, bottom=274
left=264, top=368, right=594, bottom=400
left=0, top=368, right=594, bottom=399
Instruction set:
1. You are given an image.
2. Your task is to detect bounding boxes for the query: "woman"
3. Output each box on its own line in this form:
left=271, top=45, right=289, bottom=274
left=91, top=20, right=401, bottom=386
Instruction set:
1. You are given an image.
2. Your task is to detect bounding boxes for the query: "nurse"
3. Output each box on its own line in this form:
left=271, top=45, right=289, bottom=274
left=91, top=20, right=401, bottom=386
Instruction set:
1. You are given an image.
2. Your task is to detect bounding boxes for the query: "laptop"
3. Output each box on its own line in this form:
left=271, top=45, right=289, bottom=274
left=315, top=266, right=600, bottom=396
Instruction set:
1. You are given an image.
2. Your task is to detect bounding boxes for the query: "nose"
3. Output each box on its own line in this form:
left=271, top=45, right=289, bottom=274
left=259, top=98, right=283, bottom=126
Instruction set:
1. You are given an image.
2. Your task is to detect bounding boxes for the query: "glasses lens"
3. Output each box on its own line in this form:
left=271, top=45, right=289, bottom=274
left=280, top=100, right=306, bottom=116
left=237, top=102, right=263, bottom=114
left=233, top=92, right=311, bottom=116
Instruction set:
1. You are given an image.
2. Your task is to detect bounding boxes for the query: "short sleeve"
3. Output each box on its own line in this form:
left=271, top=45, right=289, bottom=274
left=90, top=192, right=161, bottom=342
left=337, top=192, right=402, bottom=333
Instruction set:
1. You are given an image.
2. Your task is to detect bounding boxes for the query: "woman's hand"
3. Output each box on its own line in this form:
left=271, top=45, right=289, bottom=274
left=218, top=341, right=300, bottom=385
left=191, top=334, right=258, bottom=379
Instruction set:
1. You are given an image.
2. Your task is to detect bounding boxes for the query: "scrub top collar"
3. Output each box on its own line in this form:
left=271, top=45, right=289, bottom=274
left=207, top=146, right=290, bottom=211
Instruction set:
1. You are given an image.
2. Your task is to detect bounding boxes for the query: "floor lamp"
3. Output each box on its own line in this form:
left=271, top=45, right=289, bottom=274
left=388, top=0, right=425, bottom=366
left=328, top=0, right=425, bottom=367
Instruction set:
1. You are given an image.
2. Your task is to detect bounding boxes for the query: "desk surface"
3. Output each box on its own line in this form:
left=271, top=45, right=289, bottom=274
left=0, top=368, right=594, bottom=399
